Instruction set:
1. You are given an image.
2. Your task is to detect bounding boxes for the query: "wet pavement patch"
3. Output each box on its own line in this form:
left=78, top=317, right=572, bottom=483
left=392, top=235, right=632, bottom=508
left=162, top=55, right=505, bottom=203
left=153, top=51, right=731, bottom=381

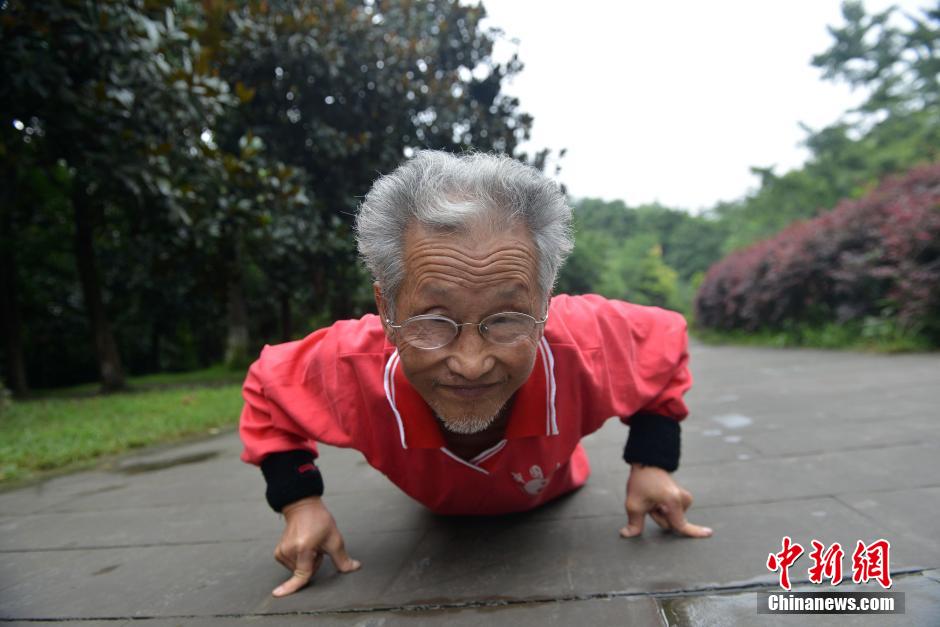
left=711, top=414, right=753, bottom=429
left=76, top=484, right=127, bottom=497
left=118, top=451, right=220, bottom=474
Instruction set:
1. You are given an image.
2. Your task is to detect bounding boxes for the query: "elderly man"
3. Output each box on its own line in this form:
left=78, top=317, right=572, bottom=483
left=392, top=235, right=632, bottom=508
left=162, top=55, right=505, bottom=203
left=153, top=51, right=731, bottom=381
left=239, top=150, right=712, bottom=597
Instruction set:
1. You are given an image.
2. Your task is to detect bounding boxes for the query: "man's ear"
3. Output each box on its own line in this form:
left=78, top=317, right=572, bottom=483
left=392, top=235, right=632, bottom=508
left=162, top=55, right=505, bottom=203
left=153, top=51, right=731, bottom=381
left=373, top=282, right=393, bottom=340
left=538, top=294, right=552, bottom=337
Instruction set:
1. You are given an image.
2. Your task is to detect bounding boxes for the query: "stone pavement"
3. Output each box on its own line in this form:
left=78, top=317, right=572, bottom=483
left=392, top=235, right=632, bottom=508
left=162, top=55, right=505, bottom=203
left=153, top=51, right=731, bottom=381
left=2, top=342, right=939, bottom=625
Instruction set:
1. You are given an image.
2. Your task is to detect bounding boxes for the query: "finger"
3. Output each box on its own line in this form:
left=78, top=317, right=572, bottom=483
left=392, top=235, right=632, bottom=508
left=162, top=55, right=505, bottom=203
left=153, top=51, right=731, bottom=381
left=679, top=488, right=693, bottom=512
left=675, top=521, right=714, bottom=538
left=650, top=505, right=670, bottom=530
left=673, top=520, right=713, bottom=538
left=664, top=504, right=713, bottom=538
left=654, top=490, right=686, bottom=531
left=273, top=547, right=294, bottom=572
left=322, top=529, right=362, bottom=573
left=272, top=549, right=318, bottom=597
left=620, top=501, right=647, bottom=538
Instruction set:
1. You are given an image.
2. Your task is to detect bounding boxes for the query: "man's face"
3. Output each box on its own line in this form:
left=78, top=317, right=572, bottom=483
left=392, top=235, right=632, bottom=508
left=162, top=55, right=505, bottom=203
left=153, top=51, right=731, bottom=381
left=378, top=219, right=545, bottom=435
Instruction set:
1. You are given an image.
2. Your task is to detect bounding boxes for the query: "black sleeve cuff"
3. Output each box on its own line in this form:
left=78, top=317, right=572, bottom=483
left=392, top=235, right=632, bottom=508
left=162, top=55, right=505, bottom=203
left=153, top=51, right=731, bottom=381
left=623, top=412, right=681, bottom=472
left=260, top=449, right=325, bottom=512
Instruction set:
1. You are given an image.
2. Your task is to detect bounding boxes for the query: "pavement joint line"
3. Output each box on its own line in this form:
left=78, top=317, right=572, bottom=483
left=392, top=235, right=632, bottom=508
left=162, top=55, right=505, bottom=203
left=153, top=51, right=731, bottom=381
left=829, top=493, right=897, bottom=527
left=0, top=568, right=930, bottom=622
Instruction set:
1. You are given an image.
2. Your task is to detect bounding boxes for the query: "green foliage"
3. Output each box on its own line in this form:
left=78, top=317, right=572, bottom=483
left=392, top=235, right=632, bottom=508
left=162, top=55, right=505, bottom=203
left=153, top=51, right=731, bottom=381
left=555, top=229, right=612, bottom=295
left=597, top=237, right=681, bottom=311
left=0, top=0, right=545, bottom=388
left=200, top=0, right=544, bottom=324
left=0, top=0, right=230, bottom=206
left=557, top=199, right=730, bottom=316
left=571, top=198, right=638, bottom=238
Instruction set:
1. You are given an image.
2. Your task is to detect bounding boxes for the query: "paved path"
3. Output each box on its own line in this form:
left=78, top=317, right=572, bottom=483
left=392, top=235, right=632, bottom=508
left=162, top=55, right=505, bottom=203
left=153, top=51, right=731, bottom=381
left=2, top=342, right=939, bottom=625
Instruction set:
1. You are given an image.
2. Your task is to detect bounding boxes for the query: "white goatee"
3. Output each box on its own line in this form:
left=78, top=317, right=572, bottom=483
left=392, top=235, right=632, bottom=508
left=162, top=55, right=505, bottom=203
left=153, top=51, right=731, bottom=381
left=434, top=402, right=510, bottom=435
left=436, top=412, right=499, bottom=435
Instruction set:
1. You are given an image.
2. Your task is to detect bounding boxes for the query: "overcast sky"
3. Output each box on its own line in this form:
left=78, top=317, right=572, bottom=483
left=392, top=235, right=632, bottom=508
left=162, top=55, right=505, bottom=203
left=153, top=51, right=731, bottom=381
left=481, top=0, right=932, bottom=213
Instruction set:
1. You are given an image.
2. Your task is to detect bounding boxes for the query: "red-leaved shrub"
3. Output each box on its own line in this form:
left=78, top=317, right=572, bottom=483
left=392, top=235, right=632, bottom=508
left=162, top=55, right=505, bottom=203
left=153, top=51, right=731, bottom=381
left=694, top=163, right=940, bottom=342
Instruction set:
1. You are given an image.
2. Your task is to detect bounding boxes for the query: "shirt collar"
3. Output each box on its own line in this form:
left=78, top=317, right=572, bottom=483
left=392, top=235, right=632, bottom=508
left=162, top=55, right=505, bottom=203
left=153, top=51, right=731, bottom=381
left=383, top=337, right=558, bottom=449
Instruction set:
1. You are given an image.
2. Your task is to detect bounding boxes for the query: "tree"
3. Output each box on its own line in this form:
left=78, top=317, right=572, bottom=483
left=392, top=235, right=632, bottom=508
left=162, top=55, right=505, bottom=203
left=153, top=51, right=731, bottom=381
left=812, top=0, right=940, bottom=118
left=665, top=215, right=731, bottom=282
left=555, top=230, right=612, bottom=295
left=199, top=0, right=546, bottom=354
left=0, top=0, right=552, bottom=388
left=558, top=198, right=726, bottom=313
left=597, top=236, right=681, bottom=311
left=0, top=0, right=230, bottom=390
left=712, top=1, right=940, bottom=256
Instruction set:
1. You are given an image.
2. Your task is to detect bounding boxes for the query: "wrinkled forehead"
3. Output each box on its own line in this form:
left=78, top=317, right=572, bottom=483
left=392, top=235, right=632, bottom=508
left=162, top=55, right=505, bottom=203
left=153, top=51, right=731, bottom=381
left=415, top=279, right=531, bottom=302
left=399, top=218, right=540, bottom=302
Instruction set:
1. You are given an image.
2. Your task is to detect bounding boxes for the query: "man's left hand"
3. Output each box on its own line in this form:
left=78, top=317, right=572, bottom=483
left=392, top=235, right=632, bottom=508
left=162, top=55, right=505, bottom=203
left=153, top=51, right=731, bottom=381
left=620, top=464, right=713, bottom=539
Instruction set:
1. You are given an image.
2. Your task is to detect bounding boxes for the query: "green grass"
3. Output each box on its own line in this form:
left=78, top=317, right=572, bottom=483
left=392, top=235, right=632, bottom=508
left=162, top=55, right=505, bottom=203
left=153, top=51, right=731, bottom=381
left=691, top=319, right=935, bottom=353
left=30, top=364, right=246, bottom=399
left=0, top=383, right=244, bottom=485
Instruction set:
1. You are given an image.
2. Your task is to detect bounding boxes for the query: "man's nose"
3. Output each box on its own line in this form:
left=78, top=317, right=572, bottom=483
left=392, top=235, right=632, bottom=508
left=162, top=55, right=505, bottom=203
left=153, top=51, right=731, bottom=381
left=445, top=325, right=495, bottom=381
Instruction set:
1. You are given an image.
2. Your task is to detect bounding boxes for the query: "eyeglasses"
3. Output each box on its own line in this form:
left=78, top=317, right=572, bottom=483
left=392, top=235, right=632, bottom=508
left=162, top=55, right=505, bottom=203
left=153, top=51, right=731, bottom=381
left=386, top=311, right=548, bottom=350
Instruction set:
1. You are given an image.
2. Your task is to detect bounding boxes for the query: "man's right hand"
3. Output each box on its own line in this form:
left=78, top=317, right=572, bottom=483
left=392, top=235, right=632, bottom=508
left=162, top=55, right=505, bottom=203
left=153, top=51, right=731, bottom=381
left=271, top=496, right=361, bottom=597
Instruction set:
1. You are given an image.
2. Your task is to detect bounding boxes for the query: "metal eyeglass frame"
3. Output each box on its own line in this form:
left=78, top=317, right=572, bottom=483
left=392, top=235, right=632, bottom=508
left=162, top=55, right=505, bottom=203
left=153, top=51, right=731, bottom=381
left=385, top=311, right=549, bottom=350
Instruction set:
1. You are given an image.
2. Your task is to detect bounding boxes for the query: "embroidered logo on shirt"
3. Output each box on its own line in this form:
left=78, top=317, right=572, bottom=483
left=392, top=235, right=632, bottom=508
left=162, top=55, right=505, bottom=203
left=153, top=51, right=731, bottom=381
left=512, top=465, right=552, bottom=495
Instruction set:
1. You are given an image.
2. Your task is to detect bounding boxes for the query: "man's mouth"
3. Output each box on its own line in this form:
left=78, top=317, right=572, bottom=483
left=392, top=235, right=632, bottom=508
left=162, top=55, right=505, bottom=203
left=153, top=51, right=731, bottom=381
left=438, top=382, right=500, bottom=399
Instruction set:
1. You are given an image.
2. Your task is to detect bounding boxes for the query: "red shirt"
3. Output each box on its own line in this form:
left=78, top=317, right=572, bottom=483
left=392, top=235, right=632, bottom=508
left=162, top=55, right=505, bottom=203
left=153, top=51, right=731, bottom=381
left=239, top=293, right=691, bottom=515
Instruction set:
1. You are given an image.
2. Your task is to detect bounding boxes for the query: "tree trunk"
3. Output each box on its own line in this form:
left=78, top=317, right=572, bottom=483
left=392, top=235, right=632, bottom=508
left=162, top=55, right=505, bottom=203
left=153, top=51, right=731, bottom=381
left=0, top=193, right=28, bottom=396
left=280, top=291, right=292, bottom=342
left=72, top=185, right=125, bottom=391
left=224, top=236, right=250, bottom=368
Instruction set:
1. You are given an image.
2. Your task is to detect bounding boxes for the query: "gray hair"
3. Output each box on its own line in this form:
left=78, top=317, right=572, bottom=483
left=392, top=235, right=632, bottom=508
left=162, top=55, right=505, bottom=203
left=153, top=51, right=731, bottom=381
left=355, top=150, right=573, bottom=319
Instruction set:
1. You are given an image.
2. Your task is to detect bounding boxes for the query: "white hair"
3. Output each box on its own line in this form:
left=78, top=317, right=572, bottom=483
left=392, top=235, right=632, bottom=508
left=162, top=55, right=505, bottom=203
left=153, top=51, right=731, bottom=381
left=355, top=150, right=573, bottom=317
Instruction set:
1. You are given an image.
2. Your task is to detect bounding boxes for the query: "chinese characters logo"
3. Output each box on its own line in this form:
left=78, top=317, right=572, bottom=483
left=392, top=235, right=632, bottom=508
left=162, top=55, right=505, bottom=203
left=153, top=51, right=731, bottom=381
left=767, top=537, right=891, bottom=590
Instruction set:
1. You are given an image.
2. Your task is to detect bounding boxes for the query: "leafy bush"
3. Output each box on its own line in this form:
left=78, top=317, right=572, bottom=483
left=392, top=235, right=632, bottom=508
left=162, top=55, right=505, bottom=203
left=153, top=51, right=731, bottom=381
left=694, top=163, right=940, bottom=345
